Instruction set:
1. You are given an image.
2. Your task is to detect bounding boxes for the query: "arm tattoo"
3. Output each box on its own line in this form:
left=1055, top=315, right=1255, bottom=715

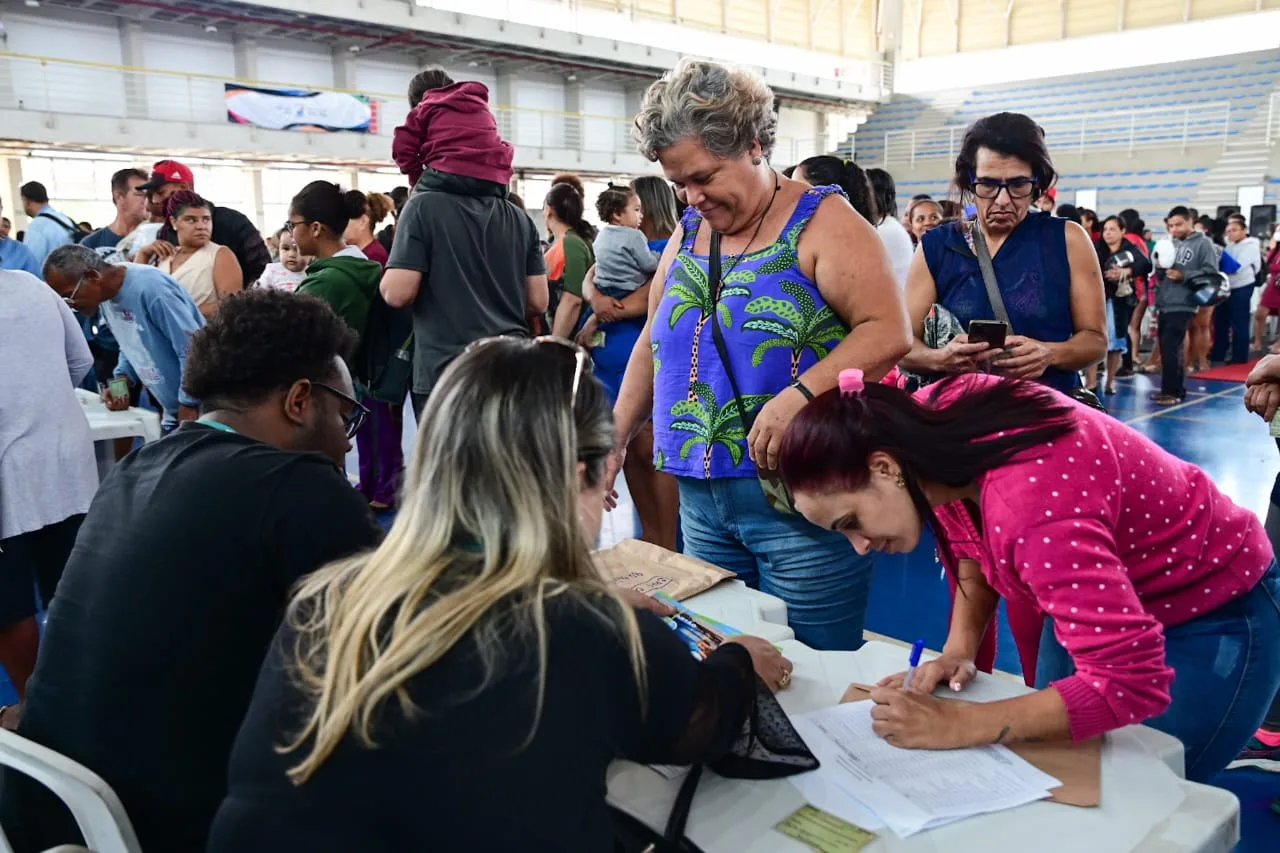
left=993, top=725, right=1011, bottom=745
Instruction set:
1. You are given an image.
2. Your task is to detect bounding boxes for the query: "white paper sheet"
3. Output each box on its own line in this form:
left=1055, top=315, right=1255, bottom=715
left=789, top=701, right=1061, bottom=837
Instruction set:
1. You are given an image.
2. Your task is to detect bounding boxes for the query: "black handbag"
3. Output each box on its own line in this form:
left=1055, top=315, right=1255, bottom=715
left=610, top=679, right=819, bottom=851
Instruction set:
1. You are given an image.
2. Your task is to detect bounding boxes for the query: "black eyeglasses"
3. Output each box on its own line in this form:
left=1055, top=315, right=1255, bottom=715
left=970, top=174, right=1039, bottom=200
left=283, top=219, right=316, bottom=234
left=313, top=382, right=370, bottom=439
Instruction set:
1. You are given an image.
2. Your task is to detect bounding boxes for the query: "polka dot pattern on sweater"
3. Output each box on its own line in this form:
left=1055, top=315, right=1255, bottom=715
left=918, top=374, right=1272, bottom=742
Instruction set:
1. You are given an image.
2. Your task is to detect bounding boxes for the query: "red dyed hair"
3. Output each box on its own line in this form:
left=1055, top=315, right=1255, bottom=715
left=165, top=189, right=210, bottom=221
left=779, top=376, right=1078, bottom=564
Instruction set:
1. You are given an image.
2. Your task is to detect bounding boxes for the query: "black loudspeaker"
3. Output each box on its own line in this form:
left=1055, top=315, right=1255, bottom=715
left=1250, top=204, right=1276, bottom=240
left=1216, top=205, right=1241, bottom=220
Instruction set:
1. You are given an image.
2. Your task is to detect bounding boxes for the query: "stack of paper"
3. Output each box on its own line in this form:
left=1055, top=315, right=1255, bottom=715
left=790, top=701, right=1061, bottom=837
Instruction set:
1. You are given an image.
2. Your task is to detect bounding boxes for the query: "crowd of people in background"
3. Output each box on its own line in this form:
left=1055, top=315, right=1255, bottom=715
left=1, top=54, right=1279, bottom=852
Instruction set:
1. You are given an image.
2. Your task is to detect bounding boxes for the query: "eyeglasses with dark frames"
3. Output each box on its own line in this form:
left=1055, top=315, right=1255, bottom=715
left=312, top=382, right=370, bottom=439
left=283, top=219, right=316, bottom=234
left=970, top=173, right=1039, bottom=200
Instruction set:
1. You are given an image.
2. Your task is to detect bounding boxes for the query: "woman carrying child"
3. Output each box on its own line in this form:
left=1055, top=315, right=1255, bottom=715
left=578, top=184, right=659, bottom=401
left=579, top=185, right=679, bottom=549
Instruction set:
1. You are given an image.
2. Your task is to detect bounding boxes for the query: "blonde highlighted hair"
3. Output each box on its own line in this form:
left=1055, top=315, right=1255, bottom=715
left=279, top=338, right=644, bottom=784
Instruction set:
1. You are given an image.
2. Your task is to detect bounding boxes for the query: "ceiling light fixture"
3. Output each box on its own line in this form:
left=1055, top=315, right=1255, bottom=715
left=566, top=73, right=577, bottom=82
left=204, top=24, right=218, bottom=33
left=467, top=60, right=479, bottom=68
left=348, top=44, right=362, bottom=53
left=23, top=0, right=40, bottom=7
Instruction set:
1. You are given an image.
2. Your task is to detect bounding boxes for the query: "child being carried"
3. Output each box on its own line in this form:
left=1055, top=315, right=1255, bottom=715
left=588, top=184, right=660, bottom=319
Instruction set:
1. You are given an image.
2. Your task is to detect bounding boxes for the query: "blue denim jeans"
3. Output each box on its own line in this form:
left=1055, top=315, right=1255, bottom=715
left=677, top=476, right=874, bottom=651
left=1209, top=284, right=1254, bottom=364
left=1036, top=560, right=1280, bottom=783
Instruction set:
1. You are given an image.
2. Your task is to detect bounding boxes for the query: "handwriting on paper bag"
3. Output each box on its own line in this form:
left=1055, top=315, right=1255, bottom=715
left=593, top=539, right=733, bottom=601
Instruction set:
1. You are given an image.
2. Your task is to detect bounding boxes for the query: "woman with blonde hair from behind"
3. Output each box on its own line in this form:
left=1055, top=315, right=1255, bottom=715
left=207, top=337, right=792, bottom=852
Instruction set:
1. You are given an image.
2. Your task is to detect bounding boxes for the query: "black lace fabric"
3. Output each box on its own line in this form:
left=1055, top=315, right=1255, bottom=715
left=661, top=643, right=818, bottom=779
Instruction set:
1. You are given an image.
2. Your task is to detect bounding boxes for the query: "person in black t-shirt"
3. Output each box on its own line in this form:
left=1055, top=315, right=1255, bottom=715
left=380, top=171, right=549, bottom=415
left=206, top=337, right=792, bottom=853
left=0, top=289, right=382, bottom=853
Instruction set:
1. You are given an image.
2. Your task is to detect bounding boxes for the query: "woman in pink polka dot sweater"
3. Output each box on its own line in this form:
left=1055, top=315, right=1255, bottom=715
left=779, top=369, right=1280, bottom=783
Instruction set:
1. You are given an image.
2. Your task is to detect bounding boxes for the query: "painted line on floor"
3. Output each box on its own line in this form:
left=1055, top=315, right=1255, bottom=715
left=1122, top=385, right=1244, bottom=425
left=1149, top=413, right=1263, bottom=425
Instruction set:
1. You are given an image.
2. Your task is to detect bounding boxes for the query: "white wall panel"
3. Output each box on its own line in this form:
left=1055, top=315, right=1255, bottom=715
left=583, top=87, right=628, bottom=156
left=515, top=78, right=567, bottom=148
left=142, top=33, right=235, bottom=125
left=4, top=13, right=123, bottom=116
left=256, top=41, right=335, bottom=89
left=354, top=57, right=417, bottom=96
left=354, top=56, right=418, bottom=135
left=3, top=13, right=120, bottom=63
left=143, top=32, right=235, bottom=77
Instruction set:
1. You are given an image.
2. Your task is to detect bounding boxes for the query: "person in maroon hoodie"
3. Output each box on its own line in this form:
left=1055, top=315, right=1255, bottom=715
left=392, top=68, right=515, bottom=194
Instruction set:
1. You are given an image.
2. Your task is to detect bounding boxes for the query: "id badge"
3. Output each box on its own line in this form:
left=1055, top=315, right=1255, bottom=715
left=590, top=330, right=606, bottom=349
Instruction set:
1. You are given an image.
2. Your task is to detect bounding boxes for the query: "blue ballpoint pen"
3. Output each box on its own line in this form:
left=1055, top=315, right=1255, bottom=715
left=902, top=639, right=927, bottom=690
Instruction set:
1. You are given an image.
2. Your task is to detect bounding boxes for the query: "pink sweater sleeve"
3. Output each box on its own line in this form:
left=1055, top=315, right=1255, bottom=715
left=987, top=492, right=1174, bottom=741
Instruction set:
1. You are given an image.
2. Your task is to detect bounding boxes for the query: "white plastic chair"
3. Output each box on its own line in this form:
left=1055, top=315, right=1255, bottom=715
left=0, top=728, right=141, bottom=853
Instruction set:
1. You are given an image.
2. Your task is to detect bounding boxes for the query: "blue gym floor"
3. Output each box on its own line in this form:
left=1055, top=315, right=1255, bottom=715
left=5, top=372, right=1276, bottom=846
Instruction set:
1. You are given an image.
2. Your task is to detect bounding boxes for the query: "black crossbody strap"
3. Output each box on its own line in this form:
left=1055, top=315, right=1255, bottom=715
left=708, top=231, right=757, bottom=434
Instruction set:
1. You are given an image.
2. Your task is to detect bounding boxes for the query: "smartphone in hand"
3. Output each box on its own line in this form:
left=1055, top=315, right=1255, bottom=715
left=967, top=319, right=1009, bottom=351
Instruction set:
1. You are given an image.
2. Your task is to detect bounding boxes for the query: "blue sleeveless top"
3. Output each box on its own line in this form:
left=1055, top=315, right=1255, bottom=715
left=921, top=213, right=1079, bottom=393
left=651, top=185, right=847, bottom=479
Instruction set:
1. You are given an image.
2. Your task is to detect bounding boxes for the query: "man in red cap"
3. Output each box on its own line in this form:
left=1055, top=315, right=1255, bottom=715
left=139, top=159, right=271, bottom=285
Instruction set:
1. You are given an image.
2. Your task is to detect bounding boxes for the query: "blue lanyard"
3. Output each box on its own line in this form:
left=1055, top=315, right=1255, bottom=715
left=198, top=418, right=238, bottom=435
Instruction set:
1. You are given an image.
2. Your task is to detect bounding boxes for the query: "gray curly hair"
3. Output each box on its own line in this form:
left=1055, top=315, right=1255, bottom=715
left=43, top=243, right=109, bottom=283
left=632, top=58, right=777, bottom=162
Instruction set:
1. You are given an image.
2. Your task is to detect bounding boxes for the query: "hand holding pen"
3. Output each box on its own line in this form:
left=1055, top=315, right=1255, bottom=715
left=878, top=644, right=979, bottom=694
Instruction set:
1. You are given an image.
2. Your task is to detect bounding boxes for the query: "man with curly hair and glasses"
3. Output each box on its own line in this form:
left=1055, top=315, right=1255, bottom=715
left=0, top=288, right=382, bottom=853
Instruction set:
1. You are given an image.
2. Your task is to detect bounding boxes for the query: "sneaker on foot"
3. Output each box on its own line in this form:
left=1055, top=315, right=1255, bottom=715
left=1227, top=733, right=1280, bottom=771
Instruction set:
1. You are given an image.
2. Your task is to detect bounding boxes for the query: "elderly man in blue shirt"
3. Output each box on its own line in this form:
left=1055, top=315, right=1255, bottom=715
left=44, top=244, right=205, bottom=433
left=0, top=198, right=40, bottom=277
left=20, top=181, right=79, bottom=266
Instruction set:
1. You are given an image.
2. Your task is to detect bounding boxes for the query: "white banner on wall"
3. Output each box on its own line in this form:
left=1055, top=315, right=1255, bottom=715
left=225, top=84, right=378, bottom=134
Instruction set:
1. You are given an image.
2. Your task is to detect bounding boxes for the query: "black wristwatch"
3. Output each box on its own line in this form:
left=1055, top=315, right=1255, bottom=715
left=789, top=379, right=815, bottom=401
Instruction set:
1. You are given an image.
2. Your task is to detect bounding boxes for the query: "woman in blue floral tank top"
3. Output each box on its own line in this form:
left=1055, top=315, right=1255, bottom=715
left=609, top=58, right=911, bottom=650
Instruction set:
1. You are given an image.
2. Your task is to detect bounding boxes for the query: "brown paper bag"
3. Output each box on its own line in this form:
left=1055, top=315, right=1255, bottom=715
left=839, top=683, right=1101, bottom=807
left=593, top=539, right=734, bottom=601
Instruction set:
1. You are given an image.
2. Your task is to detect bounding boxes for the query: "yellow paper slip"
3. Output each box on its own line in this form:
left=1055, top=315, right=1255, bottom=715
left=775, top=805, right=877, bottom=853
